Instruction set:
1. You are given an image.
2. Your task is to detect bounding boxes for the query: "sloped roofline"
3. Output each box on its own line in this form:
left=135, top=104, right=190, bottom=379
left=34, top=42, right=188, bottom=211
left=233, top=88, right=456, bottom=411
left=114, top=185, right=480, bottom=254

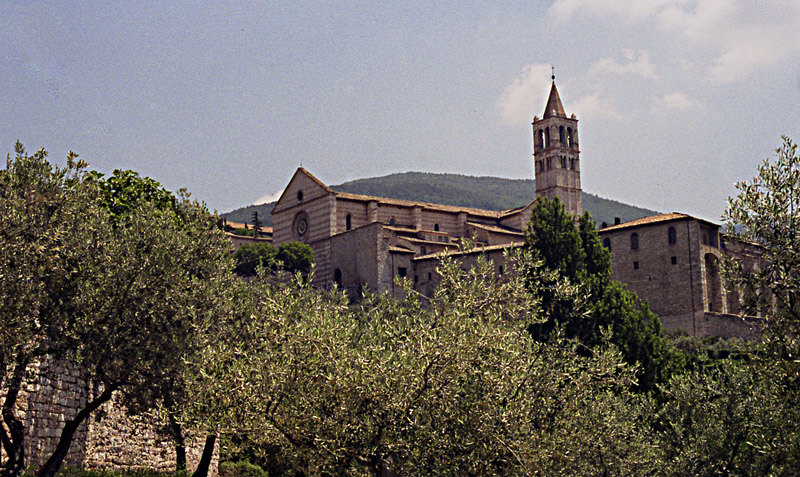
left=273, top=167, right=535, bottom=220
left=598, top=212, right=719, bottom=233
left=272, top=168, right=334, bottom=214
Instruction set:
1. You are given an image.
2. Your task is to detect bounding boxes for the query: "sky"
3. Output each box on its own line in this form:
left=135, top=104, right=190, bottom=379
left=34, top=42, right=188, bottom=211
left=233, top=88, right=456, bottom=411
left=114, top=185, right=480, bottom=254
left=2, top=1, right=799, bottom=221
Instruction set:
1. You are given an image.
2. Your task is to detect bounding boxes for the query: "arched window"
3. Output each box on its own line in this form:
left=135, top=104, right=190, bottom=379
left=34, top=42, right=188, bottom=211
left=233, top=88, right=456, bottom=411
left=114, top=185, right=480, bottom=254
left=434, top=223, right=440, bottom=232
left=389, top=217, right=396, bottom=226
left=345, top=213, right=352, bottom=231
left=538, top=129, right=545, bottom=150
left=668, top=226, right=676, bottom=244
left=567, top=127, right=574, bottom=148
left=559, top=126, right=565, bottom=145
left=333, top=268, right=343, bottom=288
left=603, top=237, right=611, bottom=250
left=630, top=233, right=639, bottom=250
left=296, top=190, right=303, bottom=201
left=560, top=156, right=566, bottom=169
left=544, top=128, right=551, bottom=148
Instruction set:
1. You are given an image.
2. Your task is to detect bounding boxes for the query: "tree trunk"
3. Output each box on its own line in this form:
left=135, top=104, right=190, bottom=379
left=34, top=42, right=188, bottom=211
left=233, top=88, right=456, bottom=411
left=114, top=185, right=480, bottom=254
left=168, top=412, right=187, bottom=472
left=37, top=384, right=117, bottom=477
left=192, top=434, right=216, bottom=477
left=1, top=358, right=29, bottom=477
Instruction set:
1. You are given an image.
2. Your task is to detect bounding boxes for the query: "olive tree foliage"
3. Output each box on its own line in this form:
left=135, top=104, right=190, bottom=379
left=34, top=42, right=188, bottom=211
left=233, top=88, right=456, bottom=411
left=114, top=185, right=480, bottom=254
left=182, top=250, right=657, bottom=475
left=0, top=144, right=234, bottom=476
left=650, top=356, right=800, bottom=475
left=0, top=143, right=110, bottom=476
left=723, top=136, right=800, bottom=344
left=525, top=196, right=680, bottom=391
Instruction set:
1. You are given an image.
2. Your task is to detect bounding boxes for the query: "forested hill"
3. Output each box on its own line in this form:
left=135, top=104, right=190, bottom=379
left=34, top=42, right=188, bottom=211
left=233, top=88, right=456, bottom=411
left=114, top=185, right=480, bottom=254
left=222, top=172, right=658, bottom=227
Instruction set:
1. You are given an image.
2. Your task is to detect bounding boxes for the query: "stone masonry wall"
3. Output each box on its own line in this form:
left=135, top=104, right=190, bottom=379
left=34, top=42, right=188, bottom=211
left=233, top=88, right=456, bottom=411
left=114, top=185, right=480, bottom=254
left=1, top=357, right=216, bottom=474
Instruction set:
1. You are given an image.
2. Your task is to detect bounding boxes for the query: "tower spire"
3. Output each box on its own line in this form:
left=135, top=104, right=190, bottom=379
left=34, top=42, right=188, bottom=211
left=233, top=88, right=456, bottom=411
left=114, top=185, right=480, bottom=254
left=532, top=75, right=581, bottom=216
left=543, top=77, right=566, bottom=119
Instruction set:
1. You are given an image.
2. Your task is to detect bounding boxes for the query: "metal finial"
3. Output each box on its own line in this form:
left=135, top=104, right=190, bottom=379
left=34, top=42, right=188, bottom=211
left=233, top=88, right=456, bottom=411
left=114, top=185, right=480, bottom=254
left=551, top=66, right=555, bottom=81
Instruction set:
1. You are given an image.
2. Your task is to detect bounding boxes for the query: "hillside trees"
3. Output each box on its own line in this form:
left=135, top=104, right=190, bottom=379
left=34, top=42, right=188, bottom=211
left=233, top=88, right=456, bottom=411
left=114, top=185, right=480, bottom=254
left=524, top=197, right=679, bottom=390
left=0, top=144, right=234, bottom=476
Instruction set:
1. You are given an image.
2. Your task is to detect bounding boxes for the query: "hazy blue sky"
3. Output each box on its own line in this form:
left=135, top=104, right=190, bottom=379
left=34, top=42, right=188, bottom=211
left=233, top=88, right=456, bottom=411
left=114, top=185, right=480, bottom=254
left=2, top=1, right=799, bottom=221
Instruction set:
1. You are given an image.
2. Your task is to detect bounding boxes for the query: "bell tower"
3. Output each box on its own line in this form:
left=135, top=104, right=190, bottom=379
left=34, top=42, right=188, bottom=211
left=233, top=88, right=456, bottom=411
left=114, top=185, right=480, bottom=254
left=532, top=74, right=581, bottom=216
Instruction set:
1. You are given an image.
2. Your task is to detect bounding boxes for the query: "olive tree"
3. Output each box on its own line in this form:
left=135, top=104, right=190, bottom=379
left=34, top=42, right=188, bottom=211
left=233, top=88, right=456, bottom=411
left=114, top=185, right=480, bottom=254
left=0, top=144, right=234, bottom=476
left=723, top=136, right=800, bottom=342
left=0, top=143, right=108, bottom=476
left=183, top=251, right=656, bottom=475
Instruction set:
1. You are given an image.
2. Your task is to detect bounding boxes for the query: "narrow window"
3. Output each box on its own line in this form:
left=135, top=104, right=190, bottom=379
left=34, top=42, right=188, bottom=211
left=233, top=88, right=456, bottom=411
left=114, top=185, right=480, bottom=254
left=538, top=129, right=545, bottom=150
left=420, top=246, right=426, bottom=255
left=602, top=237, right=611, bottom=250
left=671, top=256, right=677, bottom=265
left=559, top=126, right=566, bottom=145
left=633, top=261, right=639, bottom=270
left=567, top=127, right=573, bottom=148
left=389, top=217, right=396, bottom=226
left=498, top=265, right=505, bottom=275
left=560, top=156, right=566, bottom=169
left=668, top=226, right=676, bottom=244
left=544, top=128, right=550, bottom=148
left=434, top=223, right=440, bottom=232
left=630, top=233, right=639, bottom=250
left=397, top=267, right=407, bottom=278
left=297, top=190, right=303, bottom=201
left=334, top=269, right=343, bottom=287
left=345, top=213, right=352, bottom=231
left=428, top=272, right=432, bottom=280
left=414, top=275, right=418, bottom=283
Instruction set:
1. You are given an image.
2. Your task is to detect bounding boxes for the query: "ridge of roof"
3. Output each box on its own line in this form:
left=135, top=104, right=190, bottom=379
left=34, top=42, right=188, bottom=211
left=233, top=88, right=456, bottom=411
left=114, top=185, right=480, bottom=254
left=598, top=212, right=720, bottom=232
left=334, top=191, right=503, bottom=217
left=466, top=221, right=524, bottom=235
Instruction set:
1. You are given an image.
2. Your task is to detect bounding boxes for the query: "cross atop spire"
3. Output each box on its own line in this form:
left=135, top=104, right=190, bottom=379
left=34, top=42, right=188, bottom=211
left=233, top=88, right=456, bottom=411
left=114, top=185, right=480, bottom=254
left=551, top=66, right=555, bottom=81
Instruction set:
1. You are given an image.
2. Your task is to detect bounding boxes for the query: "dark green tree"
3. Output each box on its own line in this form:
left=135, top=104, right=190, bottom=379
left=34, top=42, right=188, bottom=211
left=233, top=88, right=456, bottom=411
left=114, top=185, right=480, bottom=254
left=525, top=196, right=680, bottom=390
left=234, top=242, right=279, bottom=276
left=277, top=242, right=314, bottom=275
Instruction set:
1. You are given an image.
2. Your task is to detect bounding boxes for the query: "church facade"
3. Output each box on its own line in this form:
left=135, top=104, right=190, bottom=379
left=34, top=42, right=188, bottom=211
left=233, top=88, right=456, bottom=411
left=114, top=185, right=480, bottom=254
left=270, top=80, right=761, bottom=338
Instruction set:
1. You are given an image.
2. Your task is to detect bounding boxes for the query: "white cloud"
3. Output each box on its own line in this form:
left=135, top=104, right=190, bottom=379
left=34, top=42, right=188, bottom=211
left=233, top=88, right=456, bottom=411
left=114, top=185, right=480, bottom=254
left=253, top=189, right=283, bottom=205
left=550, top=0, right=800, bottom=83
left=652, top=91, right=698, bottom=112
left=570, top=92, right=621, bottom=119
left=497, top=63, right=553, bottom=125
left=550, top=0, right=679, bottom=23
left=589, top=50, right=658, bottom=79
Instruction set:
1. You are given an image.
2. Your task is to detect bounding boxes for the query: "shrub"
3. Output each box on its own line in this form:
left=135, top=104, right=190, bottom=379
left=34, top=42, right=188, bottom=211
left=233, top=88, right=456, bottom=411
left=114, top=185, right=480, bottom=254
left=218, top=461, right=266, bottom=477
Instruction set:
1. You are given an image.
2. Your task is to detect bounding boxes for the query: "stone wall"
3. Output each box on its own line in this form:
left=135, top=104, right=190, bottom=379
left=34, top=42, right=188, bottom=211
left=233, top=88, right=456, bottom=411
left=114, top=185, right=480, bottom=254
left=1, top=357, right=216, bottom=475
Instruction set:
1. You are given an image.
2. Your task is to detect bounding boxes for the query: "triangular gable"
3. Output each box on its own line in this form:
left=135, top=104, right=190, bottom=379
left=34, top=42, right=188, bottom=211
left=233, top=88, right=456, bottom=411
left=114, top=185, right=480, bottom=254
left=272, top=168, right=334, bottom=214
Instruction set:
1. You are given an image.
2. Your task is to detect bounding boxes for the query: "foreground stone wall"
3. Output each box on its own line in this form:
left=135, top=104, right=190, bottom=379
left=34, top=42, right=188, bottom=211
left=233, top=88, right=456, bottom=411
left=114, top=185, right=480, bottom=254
left=1, top=357, right=216, bottom=475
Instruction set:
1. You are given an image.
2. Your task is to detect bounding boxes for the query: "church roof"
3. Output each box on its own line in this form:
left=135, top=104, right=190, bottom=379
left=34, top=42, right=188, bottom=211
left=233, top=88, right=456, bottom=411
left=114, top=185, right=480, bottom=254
left=334, top=191, right=508, bottom=219
left=598, top=212, right=719, bottom=232
left=543, top=81, right=567, bottom=119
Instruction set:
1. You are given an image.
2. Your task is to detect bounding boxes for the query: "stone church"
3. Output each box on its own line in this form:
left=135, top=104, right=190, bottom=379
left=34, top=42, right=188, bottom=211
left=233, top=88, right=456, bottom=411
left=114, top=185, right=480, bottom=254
left=271, top=80, right=761, bottom=339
